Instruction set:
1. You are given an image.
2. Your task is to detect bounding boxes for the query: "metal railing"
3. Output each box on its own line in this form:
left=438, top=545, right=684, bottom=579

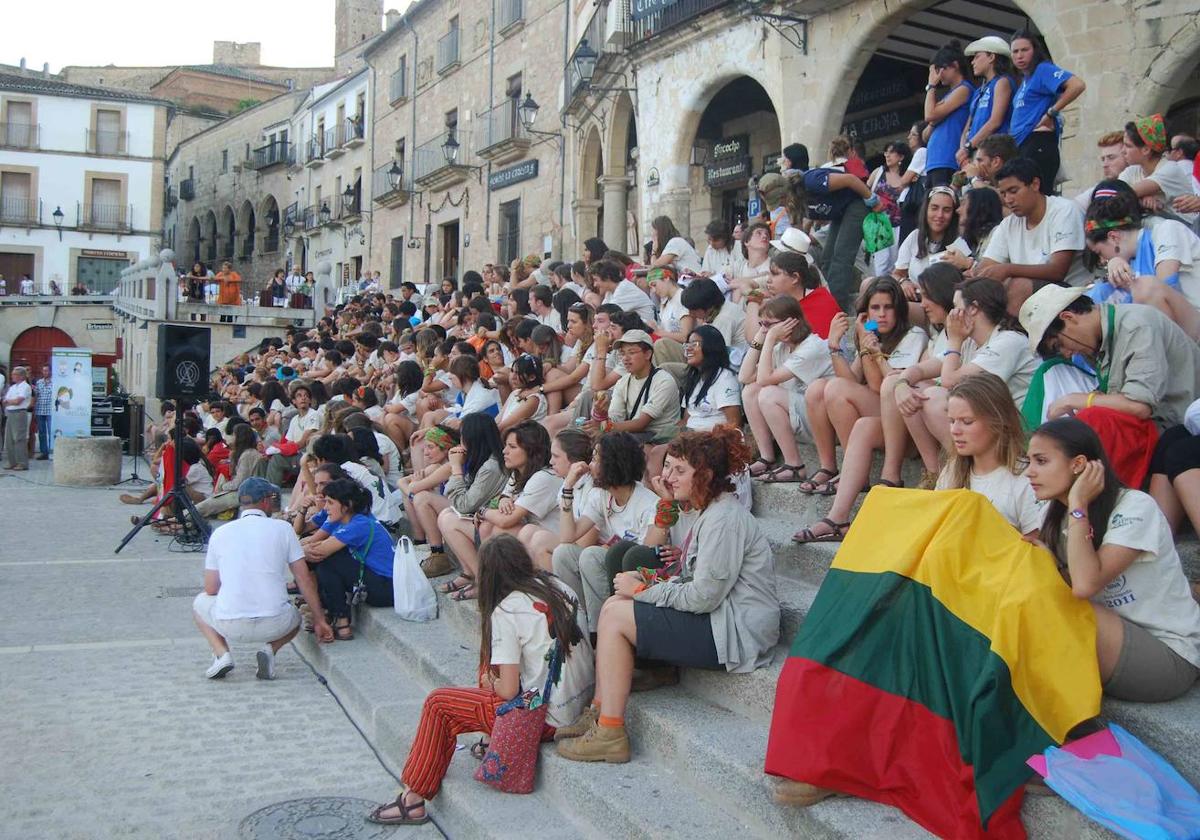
left=179, top=179, right=195, bottom=201
left=499, top=0, right=523, bottom=31
left=437, top=27, right=460, bottom=72
left=0, top=196, right=39, bottom=224
left=629, top=0, right=731, bottom=43
left=78, top=202, right=132, bottom=231
left=86, top=128, right=129, bottom=155
left=389, top=66, right=407, bottom=102
left=568, top=0, right=631, bottom=94
left=248, top=141, right=295, bottom=170
left=413, top=131, right=474, bottom=181
left=302, top=204, right=322, bottom=231
left=477, top=99, right=523, bottom=153
left=339, top=117, right=365, bottom=146
left=372, top=162, right=413, bottom=199
left=0, top=122, right=39, bottom=149
left=307, top=127, right=337, bottom=162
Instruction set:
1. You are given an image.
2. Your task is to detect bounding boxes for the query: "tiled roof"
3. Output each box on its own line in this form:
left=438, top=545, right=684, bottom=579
left=0, top=71, right=171, bottom=105
left=176, top=64, right=284, bottom=85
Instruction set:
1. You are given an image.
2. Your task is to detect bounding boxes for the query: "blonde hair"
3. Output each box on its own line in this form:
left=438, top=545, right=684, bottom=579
left=940, top=372, right=1027, bottom=490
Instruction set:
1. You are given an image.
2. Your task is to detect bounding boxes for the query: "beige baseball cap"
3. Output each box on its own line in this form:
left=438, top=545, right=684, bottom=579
left=613, top=329, right=654, bottom=349
left=1019, top=284, right=1089, bottom=352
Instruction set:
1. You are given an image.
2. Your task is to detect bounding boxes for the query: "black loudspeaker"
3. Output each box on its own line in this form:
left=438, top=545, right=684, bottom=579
left=156, top=324, right=212, bottom=399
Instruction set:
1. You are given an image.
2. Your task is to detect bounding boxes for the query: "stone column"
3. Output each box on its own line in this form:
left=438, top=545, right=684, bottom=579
left=600, top=176, right=629, bottom=254
left=571, top=198, right=602, bottom=247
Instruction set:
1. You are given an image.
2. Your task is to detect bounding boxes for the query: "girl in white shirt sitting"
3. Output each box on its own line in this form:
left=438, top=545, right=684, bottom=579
left=497, top=355, right=548, bottom=433
left=648, top=215, right=703, bottom=275
left=522, top=428, right=596, bottom=571
left=1027, top=417, right=1200, bottom=702
left=935, top=372, right=1043, bottom=538
left=890, top=186, right=970, bottom=325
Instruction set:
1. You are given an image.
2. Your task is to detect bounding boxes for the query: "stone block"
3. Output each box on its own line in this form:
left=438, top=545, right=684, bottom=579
left=52, top=436, right=122, bottom=487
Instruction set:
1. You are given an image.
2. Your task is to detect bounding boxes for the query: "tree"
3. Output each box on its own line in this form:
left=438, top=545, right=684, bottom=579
left=234, top=98, right=261, bottom=113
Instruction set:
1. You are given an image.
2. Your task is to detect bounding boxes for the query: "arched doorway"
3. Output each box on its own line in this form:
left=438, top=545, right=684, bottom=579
left=11, top=326, right=75, bottom=373
left=686, top=76, right=781, bottom=241
left=576, top=126, right=604, bottom=245
left=203, top=210, right=218, bottom=264
left=603, top=93, right=638, bottom=255
left=239, top=200, right=256, bottom=261
left=220, top=206, right=236, bottom=261
left=259, top=195, right=281, bottom=255
left=834, top=0, right=1041, bottom=164
left=187, top=217, right=201, bottom=266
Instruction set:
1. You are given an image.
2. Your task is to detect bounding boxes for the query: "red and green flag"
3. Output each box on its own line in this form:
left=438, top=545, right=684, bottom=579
left=766, top=489, right=1101, bottom=838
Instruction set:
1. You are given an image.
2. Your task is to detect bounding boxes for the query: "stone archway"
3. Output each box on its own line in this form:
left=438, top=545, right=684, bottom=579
left=601, top=93, right=637, bottom=254
left=258, top=195, right=281, bottom=255
left=187, top=217, right=201, bottom=266
left=574, top=126, right=604, bottom=245
left=238, top=200, right=256, bottom=261
left=202, top=210, right=218, bottom=264
left=219, top=206, right=236, bottom=262
left=1131, top=15, right=1200, bottom=118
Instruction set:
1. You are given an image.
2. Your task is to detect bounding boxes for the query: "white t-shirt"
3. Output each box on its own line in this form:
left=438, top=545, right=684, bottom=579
left=500, top=389, right=548, bottom=425
left=709, top=302, right=748, bottom=367
left=773, top=333, right=833, bottom=393
left=343, top=459, right=397, bottom=523
left=535, top=309, right=563, bottom=332
left=578, top=343, right=623, bottom=395
left=1088, top=490, right=1200, bottom=667
left=578, top=482, right=659, bottom=544
left=900, top=147, right=928, bottom=202
left=388, top=389, right=421, bottom=415
left=561, top=472, right=595, bottom=519
left=1141, top=216, right=1200, bottom=308
left=658, top=291, right=689, bottom=336
left=451, top=380, right=501, bottom=419
left=936, top=468, right=1044, bottom=534
left=660, top=237, right=703, bottom=274
left=882, top=326, right=930, bottom=370
left=285, top=409, right=321, bottom=444
left=981, top=196, right=1092, bottom=287
left=604, top=280, right=656, bottom=324
left=895, top=231, right=971, bottom=281
left=1120, top=161, right=1198, bottom=225
left=490, top=585, right=595, bottom=727
left=506, top=469, right=564, bottom=531
left=701, top=245, right=740, bottom=276
left=205, top=509, right=302, bottom=620
left=185, top=461, right=214, bottom=499
left=374, top=431, right=402, bottom=487
left=684, top=367, right=742, bottom=431
left=3, top=379, right=32, bottom=411
left=968, top=326, right=1039, bottom=407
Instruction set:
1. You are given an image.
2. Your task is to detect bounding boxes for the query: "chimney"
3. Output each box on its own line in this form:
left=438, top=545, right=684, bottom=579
left=19, top=57, right=26, bottom=70
left=42, top=62, right=50, bottom=78
left=385, top=8, right=401, bottom=29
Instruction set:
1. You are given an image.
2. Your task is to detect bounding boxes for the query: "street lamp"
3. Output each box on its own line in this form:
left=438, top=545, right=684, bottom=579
left=318, top=202, right=331, bottom=225
left=572, top=39, right=598, bottom=87
left=387, top=160, right=404, bottom=190
left=283, top=218, right=296, bottom=237
left=52, top=206, right=64, bottom=241
left=341, top=184, right=356, bottom=211
left=441, top=132, right=460, bottom=166
left=518, top=93, right=539, bottom=131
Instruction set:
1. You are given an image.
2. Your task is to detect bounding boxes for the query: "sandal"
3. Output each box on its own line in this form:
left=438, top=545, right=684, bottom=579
left=747, top=457, right=776, bottom=478
left=451, top=584, right=477, bottom=602
left=872, top=478, right=904, bottom=488
left=366, top=795, right=430, bottom=826
left=333, top=619, right=354, bottom=641
left=759, top=464, right=807, bottom=483
left=439, top=574, right=473, bottom=595
left=470, top=738, right=490, bottom=760
left=792, top=517, right=851, bottom=544
left=798, top=468, right=838, bottom=495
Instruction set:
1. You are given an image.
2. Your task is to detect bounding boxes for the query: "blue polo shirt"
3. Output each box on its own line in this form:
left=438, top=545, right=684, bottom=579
left=324, top=513, right=393, bottom=578
left=1010, top=62, right=1073, bottom=146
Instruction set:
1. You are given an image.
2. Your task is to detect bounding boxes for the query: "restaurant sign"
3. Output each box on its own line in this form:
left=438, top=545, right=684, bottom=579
left=488, top=159, right=539, bottom=191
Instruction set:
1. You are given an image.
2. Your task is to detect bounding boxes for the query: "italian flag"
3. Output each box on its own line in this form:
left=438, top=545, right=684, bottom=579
left=766, top=489, right=1102, bottom=839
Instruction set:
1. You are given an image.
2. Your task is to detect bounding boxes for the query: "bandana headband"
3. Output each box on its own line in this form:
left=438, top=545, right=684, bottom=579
left=1092, top=188, right=1120, bottom=200
left=424, top=426, right=453, bottom=449
left=1134, top=114, right=1168, bottom=154
left=1085, top=217, right=1134, bottom=234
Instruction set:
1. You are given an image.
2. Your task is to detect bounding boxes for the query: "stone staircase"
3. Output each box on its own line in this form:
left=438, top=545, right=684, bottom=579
left=295, top=446, right=1200, bottom=839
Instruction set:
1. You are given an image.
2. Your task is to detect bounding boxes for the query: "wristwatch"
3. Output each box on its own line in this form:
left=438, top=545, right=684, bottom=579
left=1069, top=508, right=1087, bottom=521
left=1046, top=107, right=1059, bottom=119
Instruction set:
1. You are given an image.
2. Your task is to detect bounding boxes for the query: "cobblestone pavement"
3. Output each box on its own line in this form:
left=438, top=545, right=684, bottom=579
left=0, top=460, right=440, bottom=840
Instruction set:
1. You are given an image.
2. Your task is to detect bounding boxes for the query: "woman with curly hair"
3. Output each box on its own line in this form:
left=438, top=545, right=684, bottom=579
left=556, top=426, right=780, bottom=763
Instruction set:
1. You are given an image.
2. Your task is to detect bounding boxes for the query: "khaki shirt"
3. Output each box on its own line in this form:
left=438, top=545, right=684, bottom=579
left=1101, top=303, right=1200, bottom=429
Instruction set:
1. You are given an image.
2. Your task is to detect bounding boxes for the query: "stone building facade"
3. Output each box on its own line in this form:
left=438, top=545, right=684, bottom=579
left=363, top=0, right=572, bottom=287
left=562, top=0, right=1200, bottom=254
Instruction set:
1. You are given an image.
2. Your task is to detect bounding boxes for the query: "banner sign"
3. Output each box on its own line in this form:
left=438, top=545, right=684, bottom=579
left=711, top=135, right=749, bottom=161
left=489, top=159, right=539, bottom=191
left=705, top=157, right=751, bottom=189
left=841, top=103, right=924, bottom=142
left=631, top=0, right=679, bottom=21
left=52, top=347, right=93, bottom=445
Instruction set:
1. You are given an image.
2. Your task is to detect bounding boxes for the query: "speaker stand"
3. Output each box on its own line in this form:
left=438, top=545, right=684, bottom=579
left=115, top=412, right=211, bottom=553
left=115, top=399, right=151, bottom=486
left=114, top=454, right=151, bottom=487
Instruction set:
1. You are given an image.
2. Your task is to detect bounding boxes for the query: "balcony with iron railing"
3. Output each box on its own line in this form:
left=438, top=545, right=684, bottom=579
left=498, top=0, right=523, bottom=33
left=437, top=28, right=460, bottom=74
left=86, top=128, right=129, bottom=156
left=179, top=179, right=195, bottom=201
left=78, top=202, right=132, bottom=232
left=0, top=196, right=40, bottom=225
left=476, top=99, right=530, bottom=165
left=567, top=0, right=632, bottom=98
left=0, top=122, right=39, bottom=150
left=248, top=141, right=295, bottom=170
left=389, top=66, right=408, bottom=104
left=413, top=131, right=477, bottom=191
left=372, top=161, right=414, bottom=209
left=305, top=128, right=336, bottom=167
left=341, top=116, right=365, bottom=149
left=629, top=0, right=732, bottom=43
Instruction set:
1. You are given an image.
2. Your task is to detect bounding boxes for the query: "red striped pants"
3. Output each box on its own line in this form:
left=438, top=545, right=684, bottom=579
left=401, top=686, right=555, bottom=800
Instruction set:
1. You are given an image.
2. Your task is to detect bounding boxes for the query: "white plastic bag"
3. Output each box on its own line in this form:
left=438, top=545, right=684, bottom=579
left=392, top=536, right=438, bottom=622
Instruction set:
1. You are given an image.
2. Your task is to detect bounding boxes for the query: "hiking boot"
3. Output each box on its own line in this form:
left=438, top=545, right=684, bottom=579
left=631, top=666, right=680, bottom=693
left=421, top=551, right=454, bottom=578
left=553, top=705, right=598, bottom=741
left=556, top=723, right=630, bottom=763
left=773, top=780, right=839, bottom=807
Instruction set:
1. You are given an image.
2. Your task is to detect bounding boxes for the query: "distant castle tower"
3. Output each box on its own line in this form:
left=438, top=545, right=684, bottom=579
left=335, top=0, right=384, bottom=61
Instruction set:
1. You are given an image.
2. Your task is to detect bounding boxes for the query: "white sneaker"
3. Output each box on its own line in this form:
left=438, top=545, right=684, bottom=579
left=205, top=652, right=234, bottom=679
left=255, top=646, right=276, bottom=680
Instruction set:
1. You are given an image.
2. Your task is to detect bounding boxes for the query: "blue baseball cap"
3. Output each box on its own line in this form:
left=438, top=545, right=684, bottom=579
left=238, top=477, right=281, bottom=506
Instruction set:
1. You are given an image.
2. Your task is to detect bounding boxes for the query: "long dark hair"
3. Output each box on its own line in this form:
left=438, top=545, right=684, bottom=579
left=932, top=40, right=970, bottom=81
left=476, top=534, right=583, bottom=678
left=505, top=421, right=551, bottom=494
left=460, top=413, right=504, bottom=483
left=348, top=426, right=382, bottom=467
left=960, top=277, right=1022, bottom=333
left=856, top=277, right=913, bottom=355
left=583, top=237, right=609, bottom=262
left=916, top=186, right=961, bottom=259
left=683, top=325, right=732, bottom=409
left=231, top=423, right=257, bottom=466
left=651, top=216, right=683, bottom=258
left=917, top=262, right=961, bottom=318
left=961, top=188, right=1003, bottom=253
left=1033, top=418, right=1124, bottom=560
left=1010, top=29, right=1047, bottom=77
left=884, top=140, right=912, bottom=174
left=260, top=380, right=290, bottom=408
left=595, top=431, right=646, bottom=490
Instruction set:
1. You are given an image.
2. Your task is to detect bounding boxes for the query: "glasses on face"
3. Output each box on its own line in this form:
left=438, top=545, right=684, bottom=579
left=684, top=340, right=702, bottom=349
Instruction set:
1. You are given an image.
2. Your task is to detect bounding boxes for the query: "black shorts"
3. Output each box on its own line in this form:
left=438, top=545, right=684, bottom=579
left=1149, top=425, right=1200, bottom=481
left=633, top=600, right=722, bottom=669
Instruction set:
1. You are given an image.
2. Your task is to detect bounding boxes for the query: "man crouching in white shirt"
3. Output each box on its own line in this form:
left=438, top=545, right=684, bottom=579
left=193, top=478, right=333, bottom=680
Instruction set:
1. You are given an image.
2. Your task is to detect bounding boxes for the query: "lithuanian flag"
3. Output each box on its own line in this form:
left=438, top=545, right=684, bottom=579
left=765, top=489, right=1101, bottom=839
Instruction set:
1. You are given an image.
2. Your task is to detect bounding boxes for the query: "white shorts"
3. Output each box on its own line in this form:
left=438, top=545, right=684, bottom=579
left=193, top=593, right=300, bottom=644
left=788, top=388, right=814, bottom=442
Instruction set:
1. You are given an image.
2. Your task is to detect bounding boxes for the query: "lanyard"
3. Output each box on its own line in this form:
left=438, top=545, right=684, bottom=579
left=349, top=521, right=377, bottom=587
left=1096, top=305, right=1116, bottom=395
left=627, top=367, right=659, bottom=418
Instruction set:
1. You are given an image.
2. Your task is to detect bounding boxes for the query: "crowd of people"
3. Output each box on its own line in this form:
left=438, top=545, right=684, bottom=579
left=144, top=27, right=1200, bottom=829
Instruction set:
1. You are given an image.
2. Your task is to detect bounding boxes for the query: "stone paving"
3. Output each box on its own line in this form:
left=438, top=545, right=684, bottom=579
left=0, top=458, right=440, bottom=840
